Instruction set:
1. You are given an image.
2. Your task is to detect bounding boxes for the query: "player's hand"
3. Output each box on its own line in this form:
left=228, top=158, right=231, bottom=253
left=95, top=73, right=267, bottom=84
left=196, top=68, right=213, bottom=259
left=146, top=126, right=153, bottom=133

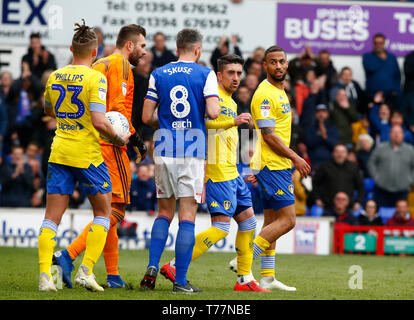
left=292, top=155, right=311, bottom=178
left=130, top=132, right=148, bottom=164
left=245, top=174, right=257, bottom=184
left=113, top=131, right=131, bottom=147
left=234, top=113, right=252, bottom=126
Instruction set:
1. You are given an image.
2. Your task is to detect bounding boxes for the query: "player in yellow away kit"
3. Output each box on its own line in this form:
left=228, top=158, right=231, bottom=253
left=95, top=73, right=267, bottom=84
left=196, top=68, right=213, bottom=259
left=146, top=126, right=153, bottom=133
left=38, top=20, right=130, bottom=292
left=53, top=24, right=147, bottom=289
left=159, top=54, right=270, bottom=292
left=230, top=45, right=311, bottom=291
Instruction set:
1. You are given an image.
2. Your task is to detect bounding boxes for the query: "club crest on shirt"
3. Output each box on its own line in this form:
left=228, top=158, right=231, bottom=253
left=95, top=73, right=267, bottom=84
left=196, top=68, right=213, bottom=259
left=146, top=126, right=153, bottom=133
left=98, top=87, right=106, bottom=101
left=260, top=99, right=271, bottom=118
left=122, top=82, right=127, bottom=96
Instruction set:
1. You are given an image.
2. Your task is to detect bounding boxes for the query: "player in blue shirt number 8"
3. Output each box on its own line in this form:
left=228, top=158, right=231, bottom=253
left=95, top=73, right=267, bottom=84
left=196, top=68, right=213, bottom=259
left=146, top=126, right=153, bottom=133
left=140, top=28, right=220, bottom=293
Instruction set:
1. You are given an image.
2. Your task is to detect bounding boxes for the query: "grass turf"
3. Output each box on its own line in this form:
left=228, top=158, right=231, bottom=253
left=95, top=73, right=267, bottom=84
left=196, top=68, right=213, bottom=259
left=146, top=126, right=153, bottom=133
left=0, top=247, right=413, bottom=300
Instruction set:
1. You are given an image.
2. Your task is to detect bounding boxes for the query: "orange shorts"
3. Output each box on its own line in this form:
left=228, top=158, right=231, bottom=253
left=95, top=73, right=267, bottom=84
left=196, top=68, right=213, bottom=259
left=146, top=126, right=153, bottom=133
left=101, top=144, right=131, bottom=204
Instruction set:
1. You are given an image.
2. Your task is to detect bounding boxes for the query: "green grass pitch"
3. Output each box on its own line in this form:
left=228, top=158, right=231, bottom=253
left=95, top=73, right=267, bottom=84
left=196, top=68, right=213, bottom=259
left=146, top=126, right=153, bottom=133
left=1, top=247, right=413, bottom=300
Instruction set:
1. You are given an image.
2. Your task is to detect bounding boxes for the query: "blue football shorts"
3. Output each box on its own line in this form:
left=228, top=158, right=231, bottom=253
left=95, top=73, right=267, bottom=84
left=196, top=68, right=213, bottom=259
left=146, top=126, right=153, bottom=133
left=205, top=175, right=252, bottom=217
left=46, top=161, right=112, bottom=196
left=256, top=167, right=295, bottom=211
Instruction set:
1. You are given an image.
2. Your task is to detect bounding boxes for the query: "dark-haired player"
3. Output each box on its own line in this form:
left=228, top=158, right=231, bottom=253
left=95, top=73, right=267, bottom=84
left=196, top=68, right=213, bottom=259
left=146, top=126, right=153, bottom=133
left=230, top=46, right=310, bottom=291
left=159, top=54, right=269, bottom=292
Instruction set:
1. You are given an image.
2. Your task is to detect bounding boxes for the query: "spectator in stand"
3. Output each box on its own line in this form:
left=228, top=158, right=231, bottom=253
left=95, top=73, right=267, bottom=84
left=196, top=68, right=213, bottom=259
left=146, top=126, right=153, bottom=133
left=402, top=49, right=414, bottom=129
left=234, top=85, right=251, bottom=114
left=21, top=33, right=57, bottom=80
left=315, top=49, right=337, bottom=101
left=313, top=143, right=364, bottom=212
left=304, top=104, right=338, bottom=169
left=129, top=164, right=156, bottom=213
left=358, top=200, right=383, bottom=226
left=25, top=141, right=44, bottom=207
left=330, top=67, right=368, bottom=114
left=330, top=88, right=359, bottom=148
left=294, top=68, right=316, bottom=117
left=351, top=115, right=370, bottom=147
left=368, top=92, right=414, bottom=145
left=290, top=107, right=308, bottom=163
left=243, top=47, right=265, bottom=75
left=150, top=32, right=177, bottom=70
left=368, top=125, right=414, bottom=207
left=323, top=191, right=358, bottom=225
left=299, top=78, right=326, bottom=128
left=5, top=61, right=42, bottom=150
left=0, top=145, right=33, bottom=207
left=362, top=33, right=401, bottom=108
left=132, top=51, right=155, bottom=142
left=0, top=71, right=13, bottom=99
left=243, top=73, right=259, bottom=95
left=386, top=199, right=414, bottom=227
left=210, top=35, right=242, bottom=73
left=287, top=45, right=317, bottom=86
left=93, top=27, right=105, bottom=60
left=246, top=60, right=266, bottom=82
left=103, top=44, right=116, bottom=57
left=0, top=97, right=7, bottom=153
left=356, top=133, right=375, bottom=178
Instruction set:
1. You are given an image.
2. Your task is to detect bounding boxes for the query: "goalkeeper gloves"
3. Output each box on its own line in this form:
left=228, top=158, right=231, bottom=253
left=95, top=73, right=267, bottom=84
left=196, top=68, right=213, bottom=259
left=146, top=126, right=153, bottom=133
left=130, top=132, right=147, bottom=163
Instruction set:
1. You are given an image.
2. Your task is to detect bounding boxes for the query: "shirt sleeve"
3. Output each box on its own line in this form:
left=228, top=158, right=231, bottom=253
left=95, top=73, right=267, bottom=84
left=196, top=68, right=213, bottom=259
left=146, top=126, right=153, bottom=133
left=252, top=93, right=277, bottom=128
left=204, top=70, right=219, bottom=99
left=145, top=73, right=159, bottom=102
left=89, top=72, right=107, bottom=113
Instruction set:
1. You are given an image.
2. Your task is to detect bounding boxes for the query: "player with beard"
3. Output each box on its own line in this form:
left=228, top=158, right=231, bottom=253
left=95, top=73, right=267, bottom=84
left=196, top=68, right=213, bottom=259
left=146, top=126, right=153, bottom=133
left=53, top=24, right=147, bottom=289
left=230, top=46, right=310, bottom=291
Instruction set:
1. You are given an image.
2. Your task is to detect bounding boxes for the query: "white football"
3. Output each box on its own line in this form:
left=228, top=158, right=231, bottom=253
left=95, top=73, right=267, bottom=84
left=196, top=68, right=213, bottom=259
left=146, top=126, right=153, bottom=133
left=101, top=111, right=129, bottom=143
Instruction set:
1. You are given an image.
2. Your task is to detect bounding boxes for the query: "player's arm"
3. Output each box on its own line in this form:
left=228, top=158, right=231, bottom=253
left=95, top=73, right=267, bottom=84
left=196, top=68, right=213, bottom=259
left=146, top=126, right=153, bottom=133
left=142, top=98, right=159, bottom=128
left=261, top=126, right=310, bottom=178
left=142, top=73, right=160, bottom=128
left=89, top=71, right=130, bottom=146
left=204, top=71, right=220, bottom=119
left=91, top=111, right=130, bottom=146
left=205, top=113, right=251, bottom=130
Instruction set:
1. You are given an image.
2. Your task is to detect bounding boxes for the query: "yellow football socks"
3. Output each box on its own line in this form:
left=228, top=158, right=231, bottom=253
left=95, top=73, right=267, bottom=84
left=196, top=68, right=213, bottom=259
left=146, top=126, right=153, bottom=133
left=191, top=222, right=229, bottom=261
left=38, top=220, right=58, bottom=277
left=81, top=217, right=110, bottom=275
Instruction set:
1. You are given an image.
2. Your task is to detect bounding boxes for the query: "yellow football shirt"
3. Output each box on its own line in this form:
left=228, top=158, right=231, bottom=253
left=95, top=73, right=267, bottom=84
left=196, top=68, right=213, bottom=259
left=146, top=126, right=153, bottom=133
left=44, top=65, right=108, bottom=168
left=250, top=79, right=292, bottom=171
left=205, top=86, right=240, bottom=182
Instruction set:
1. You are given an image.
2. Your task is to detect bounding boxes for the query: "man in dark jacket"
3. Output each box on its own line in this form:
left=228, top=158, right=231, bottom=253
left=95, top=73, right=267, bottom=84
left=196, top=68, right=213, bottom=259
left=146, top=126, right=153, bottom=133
left=305, top=104, right=338, bottom=169
left=362, top=33, right=401, bottom=107
left=150, top=32, right=177, bottom=70
left=0, top=145, right=33, bottom=207
left=21, top=33, right=57, bottom=80
left=330, top=88, right=359, bottom=147
left=314, top=143, right=364, bottom=212
left=386, top=199, right=414, bottom=227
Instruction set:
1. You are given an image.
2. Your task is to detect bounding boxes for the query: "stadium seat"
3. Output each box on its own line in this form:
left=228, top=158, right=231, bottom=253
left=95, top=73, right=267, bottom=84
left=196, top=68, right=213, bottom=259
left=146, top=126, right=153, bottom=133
left=363, top=178, right=375, bottom=201
left=378, top=206, right=395, bottom=224
left=309, top=205, right=324, bottom=217
left=352, top=206, right=362, bottom=217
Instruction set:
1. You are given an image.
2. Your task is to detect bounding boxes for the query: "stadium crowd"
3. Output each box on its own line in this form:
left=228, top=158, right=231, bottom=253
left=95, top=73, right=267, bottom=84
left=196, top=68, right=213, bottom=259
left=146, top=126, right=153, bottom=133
left=1, top=30, right=414, bottom=228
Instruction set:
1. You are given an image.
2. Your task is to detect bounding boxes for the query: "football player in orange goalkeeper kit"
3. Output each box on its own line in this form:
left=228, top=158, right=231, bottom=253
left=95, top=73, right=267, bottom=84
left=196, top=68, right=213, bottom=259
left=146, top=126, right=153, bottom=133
left=53, top=24, right=148, bottom=289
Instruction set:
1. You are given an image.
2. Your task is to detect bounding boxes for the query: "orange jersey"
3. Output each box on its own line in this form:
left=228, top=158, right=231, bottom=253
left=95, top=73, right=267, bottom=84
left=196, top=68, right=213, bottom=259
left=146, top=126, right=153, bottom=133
left=92, top=53, right=136, bottom=146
